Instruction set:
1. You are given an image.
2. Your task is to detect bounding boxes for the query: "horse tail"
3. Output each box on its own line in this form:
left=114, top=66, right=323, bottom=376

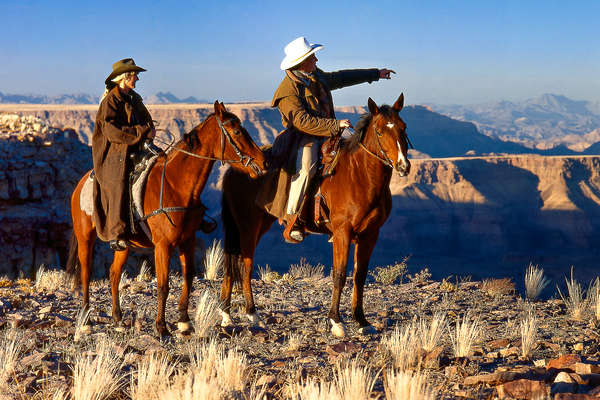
left=66, top=233, right=81, bottom=289
left=221, top=189, right=242, bottom=286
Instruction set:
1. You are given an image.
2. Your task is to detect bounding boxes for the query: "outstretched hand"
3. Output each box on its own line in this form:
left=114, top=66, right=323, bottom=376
left=339, top=119, right=354, bottom=130
left=379, top=69, right=396, bottom=79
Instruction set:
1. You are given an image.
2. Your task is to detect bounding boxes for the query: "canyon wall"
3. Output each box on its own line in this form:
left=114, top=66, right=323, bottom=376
left=1, top=105, right=599, bottom=284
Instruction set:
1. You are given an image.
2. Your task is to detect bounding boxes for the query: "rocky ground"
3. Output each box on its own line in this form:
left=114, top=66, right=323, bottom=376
left=0, top=264, right=599, bottom=399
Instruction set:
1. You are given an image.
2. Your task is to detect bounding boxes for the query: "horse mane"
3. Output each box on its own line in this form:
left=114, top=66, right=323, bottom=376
left=342, top=105, right=396, bottom=152
left=182, top=113, right=215, bottom=150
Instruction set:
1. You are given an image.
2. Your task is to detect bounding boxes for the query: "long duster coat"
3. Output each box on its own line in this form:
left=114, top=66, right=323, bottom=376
left=256, top=68, right=380, bottom=218
left=92, top=86, right=154, bottom=241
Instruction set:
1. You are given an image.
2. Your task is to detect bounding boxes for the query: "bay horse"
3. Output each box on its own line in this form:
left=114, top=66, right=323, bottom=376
left=66, top=101, right=267, bottom=337
left=220, top=94, right=410, bottom=337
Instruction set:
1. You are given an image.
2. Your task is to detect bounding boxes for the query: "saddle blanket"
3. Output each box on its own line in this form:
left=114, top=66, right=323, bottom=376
left=80, top=155, right=159, bottom=240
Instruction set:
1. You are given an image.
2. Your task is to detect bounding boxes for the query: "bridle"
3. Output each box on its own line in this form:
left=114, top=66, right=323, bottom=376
left=154, top=114, right=262, bottom=176
left=358, top=118, right=413, bottom=169
left=139, top=114, right=263, bottom=228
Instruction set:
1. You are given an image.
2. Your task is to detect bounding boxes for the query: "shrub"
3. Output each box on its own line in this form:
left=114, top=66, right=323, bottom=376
left=369, top=258, right=408, bottom=285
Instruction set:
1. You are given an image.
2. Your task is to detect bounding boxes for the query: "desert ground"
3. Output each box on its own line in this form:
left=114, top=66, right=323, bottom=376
left=0, top=256, right=599, bottom=399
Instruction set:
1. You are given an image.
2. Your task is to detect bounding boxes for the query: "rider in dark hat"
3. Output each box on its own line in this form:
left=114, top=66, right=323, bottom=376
left=92, top=58, right=156, bottom=251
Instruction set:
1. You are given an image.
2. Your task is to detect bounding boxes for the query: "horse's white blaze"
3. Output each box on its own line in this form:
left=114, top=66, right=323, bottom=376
left=330, top=318, right=347, bottom=338
left=397, top=141, right=408, bottom=165
left=247, top=313, right=259, bottom=325
left=220, top=310, right=233, bottom=327
left=386, top=123, right=395, bottom=129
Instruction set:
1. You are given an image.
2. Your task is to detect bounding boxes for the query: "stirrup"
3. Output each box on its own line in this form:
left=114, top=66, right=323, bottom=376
left=283, top=214, right=305, bottom=244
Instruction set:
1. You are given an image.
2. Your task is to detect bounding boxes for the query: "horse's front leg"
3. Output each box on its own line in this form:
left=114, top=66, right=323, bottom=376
left=329, top=227, right=352, bottom=337
left=353, top=231, right=379, bottom=334
left=241, top=253, right=258, bottom=324
left=154, top=243, right=172, bottom=337
left=176, top=237, right=195, bottom=333
left=109, top=248, right=130, bottom=327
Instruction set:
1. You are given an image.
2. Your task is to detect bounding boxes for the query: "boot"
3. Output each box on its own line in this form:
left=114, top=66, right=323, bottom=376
left=109, top=239, right=128, bottom=251
left=283, top=214, right=305, bottom=243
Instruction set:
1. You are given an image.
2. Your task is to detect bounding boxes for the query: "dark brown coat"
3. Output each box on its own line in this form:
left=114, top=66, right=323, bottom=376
left=257, top=68, right=380, bottom=218
left=92, top=86, right=153, bottom=241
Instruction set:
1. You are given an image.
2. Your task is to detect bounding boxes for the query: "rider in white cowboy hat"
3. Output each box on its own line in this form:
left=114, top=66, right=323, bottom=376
left=271, top=36, right=395, bottom=243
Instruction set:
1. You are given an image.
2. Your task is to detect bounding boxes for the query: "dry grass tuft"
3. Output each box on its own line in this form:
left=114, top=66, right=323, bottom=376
left=187, top=338, right=247, bottom=394
left=333, top=359, right=378, bottom=400
left=520, top=308, right=538, bottom=359
left=287, top=333, right=304, bottom=352
left=74, top=307, right=92, bottom=342
left=418, top=312, right=448, bottom=352
left=588, top=277, right=600, bottom=322
left=71, top=338, right=126, bottom=400
left=136, top=258, right=152, bottom=282
left=35, top=264, right=68, bottom=292
left=193, top=290, right=221, bottom=338
left=450, top=313, right=482, bottom=358
left=203, top=239, right=224, bottom=280
left=524, top=263, right=550, bottom=300
left=130, top=352, right=178, bottom=400
left=384, top=369, right=437, bottom=400
left=0, top=330, right=23, bottom=390
left=157, top=370, right=221, bottom=400
left=481, top=278, right=515, bottom=297
left=289, top=257, right=325, bottom=280
left=558, top=267, right=590, bottom=321
left=380, top=322, right=421, bottom=371
left=258, top=264, right=280, bottom=283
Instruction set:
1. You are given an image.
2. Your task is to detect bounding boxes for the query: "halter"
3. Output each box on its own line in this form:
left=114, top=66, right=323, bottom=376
left=140, top=114, right=262, bottom=227
left=358, top=121, right=413, bottom=169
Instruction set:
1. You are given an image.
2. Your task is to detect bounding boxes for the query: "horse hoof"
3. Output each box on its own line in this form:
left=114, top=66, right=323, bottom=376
left=177, top=321, right=193, bottom=333
left=220, top=310, right=233, bottom=327
left=330, top=319, right=347, bottom=338
left=246, top=313, right=259, bottom=325
left=358, top=325, right=377, bottom=335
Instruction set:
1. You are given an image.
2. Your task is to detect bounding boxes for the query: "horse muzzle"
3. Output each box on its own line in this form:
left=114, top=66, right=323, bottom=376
left=395, top=160, right=411, bottom=177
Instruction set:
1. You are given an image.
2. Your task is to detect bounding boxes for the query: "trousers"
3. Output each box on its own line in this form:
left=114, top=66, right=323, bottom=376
left=286, top=135, right=322, bottom=215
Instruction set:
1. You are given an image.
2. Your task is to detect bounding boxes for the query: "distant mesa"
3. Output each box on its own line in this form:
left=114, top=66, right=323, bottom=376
left=144, top=91, right=209, bottom=104
left=431, top=93, right=600, bottom=152
left=0, top=91, right=209, bottom=105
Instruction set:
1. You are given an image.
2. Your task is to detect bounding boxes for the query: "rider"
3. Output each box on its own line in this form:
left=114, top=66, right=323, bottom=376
left=92, top=58, right=217, bottom=251
left=92, top=58, right=155, bottom=251
left=272, top=36, right=395, bottom=243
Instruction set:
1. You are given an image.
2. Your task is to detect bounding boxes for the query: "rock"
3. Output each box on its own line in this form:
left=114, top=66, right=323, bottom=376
left=575, top=362, right=600, bottom=375
left=552, top=371, right=579, bottom=394
left=256, top=374, right=277, bottom=387
left=547, top=354, right=583, bottom=372
left=325, top=341, right=362, bottom=357
left=487, top=338, right=511, bottom=350
left=19, top=351, right=46, bottom=369
left=496, top=379, right=548, bottom=399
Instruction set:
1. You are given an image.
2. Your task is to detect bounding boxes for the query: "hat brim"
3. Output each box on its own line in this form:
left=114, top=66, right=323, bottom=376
left=280, top=44, right=323, bottom=70
left=105, top=65, right=146, bottom=85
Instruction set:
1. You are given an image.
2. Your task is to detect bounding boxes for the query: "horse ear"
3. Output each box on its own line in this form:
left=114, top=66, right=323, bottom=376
left=214, top=100, right=224, bottom=118
left=393, top=93, right=404, bottom=112
left=367, top=97, right=379, bottom=115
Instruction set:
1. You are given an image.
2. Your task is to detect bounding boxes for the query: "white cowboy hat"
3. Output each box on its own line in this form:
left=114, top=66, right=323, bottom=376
left=280, top=36, right=324, bottom=70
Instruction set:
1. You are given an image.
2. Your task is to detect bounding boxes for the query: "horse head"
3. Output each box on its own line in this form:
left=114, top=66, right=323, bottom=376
left=213, top=101, right=267, bottom=178
left=366, top=94, right=411, bottom=177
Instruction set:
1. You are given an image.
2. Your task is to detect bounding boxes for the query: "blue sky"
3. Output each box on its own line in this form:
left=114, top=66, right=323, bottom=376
left=2, top=0, right=598, bottom=106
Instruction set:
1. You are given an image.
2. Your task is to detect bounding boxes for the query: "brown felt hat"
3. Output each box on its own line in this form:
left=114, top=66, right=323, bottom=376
left=104, top=58, right=146, bottom=85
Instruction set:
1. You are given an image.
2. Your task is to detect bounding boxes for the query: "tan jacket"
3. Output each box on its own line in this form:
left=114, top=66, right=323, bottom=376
left=257, top=68, right=380, bottom=218
left=91, top=86, right=154, bottom=241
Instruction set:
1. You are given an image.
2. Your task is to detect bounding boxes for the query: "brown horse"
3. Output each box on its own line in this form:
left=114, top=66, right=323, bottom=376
left=220, top=94, right=410, bottom=337
left=66, top=101, right=267, bottom=337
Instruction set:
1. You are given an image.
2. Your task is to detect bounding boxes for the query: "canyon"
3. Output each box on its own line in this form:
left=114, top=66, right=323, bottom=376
left=1, top=104, right=599, bottom=289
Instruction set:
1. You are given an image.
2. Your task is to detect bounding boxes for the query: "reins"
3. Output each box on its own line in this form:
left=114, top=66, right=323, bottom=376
left=139, top=114, right=260, bottom=227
